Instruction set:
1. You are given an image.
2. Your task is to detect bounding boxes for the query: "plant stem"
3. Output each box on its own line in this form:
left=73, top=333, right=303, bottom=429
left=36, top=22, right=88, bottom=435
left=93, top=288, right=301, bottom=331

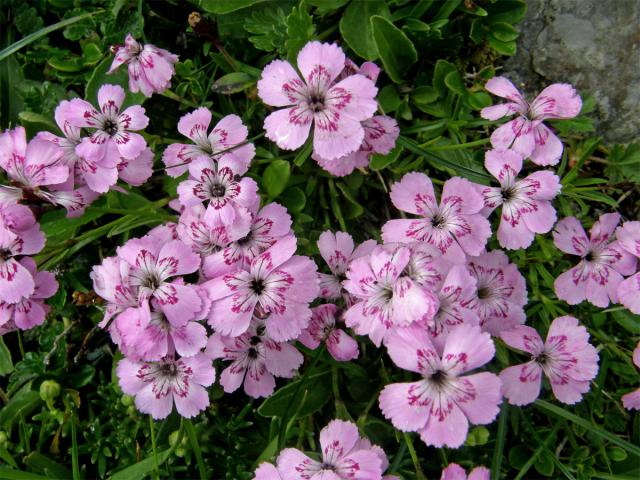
left=403, top=432, right=426, bottom=480
left=185, top=419, right=208, bottom=480
left=70, top=413, right=80, bottom=480
left=149, top=416, right=159, bottom=480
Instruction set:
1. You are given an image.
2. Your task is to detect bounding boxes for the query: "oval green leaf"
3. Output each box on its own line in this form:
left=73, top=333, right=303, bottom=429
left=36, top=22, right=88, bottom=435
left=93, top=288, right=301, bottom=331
left=371, top=15, right=417, bottom=83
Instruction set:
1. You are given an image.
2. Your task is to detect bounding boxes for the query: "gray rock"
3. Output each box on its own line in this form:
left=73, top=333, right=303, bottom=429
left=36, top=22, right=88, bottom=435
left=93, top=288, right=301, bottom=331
left=502, top=0, right=640, bottom=143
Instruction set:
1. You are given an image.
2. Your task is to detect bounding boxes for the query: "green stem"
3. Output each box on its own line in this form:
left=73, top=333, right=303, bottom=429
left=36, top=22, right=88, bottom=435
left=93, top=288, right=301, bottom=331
left=185, top=419, right=208, bottom=480
left=425, top=138, right=491, bottom=151
left=491, top=402, right=508, bottom=480
left=70, top=414, right=80, bottom=480
left=16, top=330, right=25, bottom=359
left=403, top=432, right=426, bottom=480
left=160, top=90, right=199, bottom=108
left=149, top=416, right=159, bottom=480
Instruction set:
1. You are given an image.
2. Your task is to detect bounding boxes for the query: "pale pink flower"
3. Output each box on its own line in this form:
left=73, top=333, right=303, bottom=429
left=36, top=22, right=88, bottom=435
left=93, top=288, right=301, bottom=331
left=379, top=324, right=502, bottom=449
left=0, top=257, right=57, bottom=331
left=206, top=318, right=303, bottom=398
left=253, top=462, right=284, bottom=480
left=382, top=173, right=491, bottom=259
left=202, top=202, right=292, bottom=279
left=176, top=156, right=259, bottom=226
left=317, top=230, right=376, bottom=300
left=440, top=463, right=490, bottom=480
left=116, top=235, right=202, bottom=325
left=0, top=204, right=45, bottom=303
left=500, top=316, right=599, bottom=405
left=205, top=236, right=319, bottom=341
left=481, top=77, right=582, bottom=166
left=462, top=250, right=527, bottom=336
left=622, top=341, right=640, bottom=410
left=481, top=149, right=561, bottom=249
left=0, top=126, right=68, bottom=206
left=163, top=109, right=255, bottom=177
left=68, top=84, right=149, bottom=166
left=615, top=221, right=640, bottom=314
left=343, top=245, right=439, bottom=346
left=277, top=419, right=384, bottom=479
left=313, top=115, right=399, bottom=177
left=298, top=304, right=359, bottom=361
left=117, top=353, right=214, bottom=419
left=553, top=213, right=636, bottom=308
left=108, top=34, right=178, bottom=97
left=258, top=41, right=378, bottom=160
left=117, top=147, right=153, bottom=186
left=91, top=256, right=139, bottom=329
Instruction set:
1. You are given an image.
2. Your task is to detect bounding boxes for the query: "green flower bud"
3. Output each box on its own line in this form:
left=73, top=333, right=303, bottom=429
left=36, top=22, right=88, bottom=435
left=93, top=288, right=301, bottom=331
left=39, top=380, right=61, bottom=408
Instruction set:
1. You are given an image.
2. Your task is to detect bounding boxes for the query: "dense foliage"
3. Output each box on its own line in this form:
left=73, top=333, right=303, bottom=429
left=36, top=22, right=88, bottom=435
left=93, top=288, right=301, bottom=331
left=0, top=1, right=638, bottom=479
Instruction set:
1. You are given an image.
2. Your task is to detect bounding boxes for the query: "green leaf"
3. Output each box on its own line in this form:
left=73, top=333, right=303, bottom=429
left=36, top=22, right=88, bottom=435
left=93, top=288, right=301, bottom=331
left=23, top=453, right=72, bottom=479
left=412, top=86, right=439, bottom=105
left=47, top=55, right=85, bottom=72
left=605, top=143, right=640, bottom=183
left=258, top=366, right=331, bottom=417
left=535, top=400, right=640, bottom=457
left=280, top=186, right=306, bottom=212
left=490, top=22, right=520, bottom=42
left=0, top=11, right=103, bottom=62
left=0, top=337, right=13, bottom=376
left=0, top=468, right=51, bottom=480
left=378, top=85, right=402, bottom=113
left=486, top=0, right=527, bottom=24
left=263, top=160, right=291, bottom=198
left=371, top=16, right=417, bottom=83
left=444, top=69, right=466, bottom=96
left=0, top=386, right=41, bottom=431
left=339, top=1, right=390, bottom=61
left=534, top=451, right=555, bottom=477
left=110, top=449, right=172, bottom=480
left=286, top=3, right=316, bottom=64
left=432, top=59, right=457, bottom=96
left=244, top=7, right=288, bottom=53
left=488, top=36, right=517, bottom=56
left=211, top=72, right=256, bottom=94
left=85, top=57, right=146, bottom=109
left=199, top=0, right=268, bottom=14
left=370, top=144, right=403, bottom=171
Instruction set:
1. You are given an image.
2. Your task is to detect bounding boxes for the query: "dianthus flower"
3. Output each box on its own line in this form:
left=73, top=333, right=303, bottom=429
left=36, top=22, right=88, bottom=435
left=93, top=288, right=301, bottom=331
left=382, top=173, right=491, bottom=259
left=615, top=221, right=640, bottom=314
left=0, top=204, right=45, bottom=303
left=553, top=213, right=636, bottom=307
left=163, top=108, right=255, bottom=177
left=379, top=324, right=502, bottom=448
left=622, top=341, right=640, bottom=410
left=440, top=463, right=490, bottom=480
left=343, top=245, right=439, bottom=346
left=317, top=230, right=376, bottom=300
left=462, top=250, right=527, bottom=336
left=298, top=304, right=359, bottom=361
left=0, top=257, right=57, bottom=330
left=116, top=235, right=202, bottom=324
left=69, top=84, right=149, bottom=165
left=116, top=147, right=153, bottom=187
left=481, top=76, right=582, bottom=166
left=207, top=317, right=303, bottom=398
left=91, top=256, right=139, bottom=329
left=258, top=41, right=378, bottom=160
left=277, top=419, right=385, bottom=479
left=108, top=33, right=178, bottom=97
left=117, top=353, right=214, bottom=419
left=481, top=149, right=561, bottom=249
left=499, top=316, right=599, bottom=405
left=206, top=236, right=318, bottom=341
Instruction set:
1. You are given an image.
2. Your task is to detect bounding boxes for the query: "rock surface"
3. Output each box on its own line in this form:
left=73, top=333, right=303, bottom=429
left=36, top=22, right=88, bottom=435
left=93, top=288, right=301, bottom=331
left=502, top=0, right=640, bottom=143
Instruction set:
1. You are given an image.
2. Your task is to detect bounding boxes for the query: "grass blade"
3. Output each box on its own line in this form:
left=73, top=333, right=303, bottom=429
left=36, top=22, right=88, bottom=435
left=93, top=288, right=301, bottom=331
left=185, top=420, right=208, bottom=480
left=491, top=402, right=508, bottom=480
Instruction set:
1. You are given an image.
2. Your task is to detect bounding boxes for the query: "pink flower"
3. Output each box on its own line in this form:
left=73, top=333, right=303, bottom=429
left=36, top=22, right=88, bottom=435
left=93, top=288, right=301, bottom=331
left=91, top=256, right=138, bottom=329
left=0, top=126, right=68, bottom=206
left=207, top=318, right=303, bottom=398
left=481, top=77, right=582, bottom=166
left=177, top=156, right=259, bottom=227
left=253, top=462, right=284, bottom=480
left=298, top=304, right=359, bottom=361
left=0, top=257, right=57, bottom=331
left=499, top=316, right=599, bottom=405
left=117, top=353, right=214, bottom=419
left=481, top=149, right=561, bottom=249
left=313, top=115, right=399, bottom=177
left=615, top=221, right=640, bottom=314
left=462, top=250, right=527, bottom=336
left=116, top=235, right=202, bottom=325
left=379, top=324, right=502, bottom=448
left=69, top=84, right=149, bottom=167
left=117, top=147, right=153, bottom=187
left=202, top=202, right=292, bottom=278
left=622, top=341, right=640, bottom=410
left=163, top=109, right=255, bottom=177
left=382, top=173, right=491, bottom=259
left=206, top=236, right=319, bottom=341
left=343, top=245, right=439, bottom=346
left=0, top=204, right=45, bottom=303
left=258, top=41, right=378, bottom=160
left=108, top=34, right=178, bottom=97
left=317, top=230, right=376, bottom=300
left=440, top=463, right=490, bottom=480
left=553, top=213, right=636, bottom=308
left=277, top=419, right=385, bottom=479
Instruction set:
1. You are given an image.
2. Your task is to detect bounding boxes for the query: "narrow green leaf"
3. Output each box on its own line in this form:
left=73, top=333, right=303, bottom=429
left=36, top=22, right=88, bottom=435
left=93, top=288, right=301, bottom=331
left=23, top=453, right=71, bottom=479
left=199, top=0, right=268, bottom=14
left=491, top=403, right=508, bottom=480
left=0, top=468, right=50, bottom=480
left=370, top=144, right=403, bottom=171
left=371, top=16, right=417, bottom=83
left=110, top=449, right=172, bottom=480
left=0, top=387, right=41, bottom=431
left=0, top=11, right=104, bottom=62
left=211, top=72, right=255, bottom=94
left=0, top=337, right=13, bottom=376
